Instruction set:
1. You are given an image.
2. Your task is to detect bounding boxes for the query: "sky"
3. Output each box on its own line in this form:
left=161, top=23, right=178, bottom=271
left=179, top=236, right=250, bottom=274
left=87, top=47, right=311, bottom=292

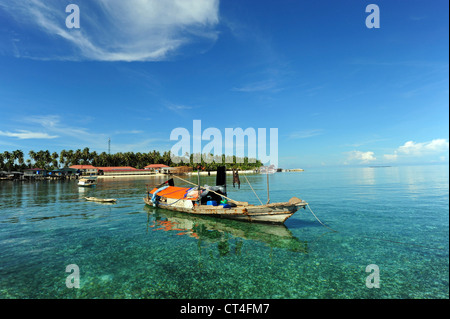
left=0, top=0, right=448, bottom=168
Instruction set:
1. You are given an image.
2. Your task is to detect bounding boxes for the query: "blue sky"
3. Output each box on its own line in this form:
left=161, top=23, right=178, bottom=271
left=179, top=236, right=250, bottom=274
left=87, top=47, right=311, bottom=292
left=0, top=0, right=448, bottom=168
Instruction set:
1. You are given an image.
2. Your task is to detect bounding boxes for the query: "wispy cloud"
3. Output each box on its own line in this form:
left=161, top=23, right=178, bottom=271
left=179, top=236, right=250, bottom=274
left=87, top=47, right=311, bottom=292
left=348, top=59, right=447, bottom=68
left=410, top=16, right=428, bottom=21
left=13, top=114, right=109, bottom=150
left=289, top=129, right=323, bottom=139
left=0, top=130, right=58, bottom=139
left=232, top=80, right=279, bottom=93
left=4, top=114, right=170, bottom=152
left=110, top=138, right=170, bottom=154
left=113, top=130, right=144, bottom=135
left=23, top=115, right=97, bottom=141
left=163, top=102, right=195, bottom=117
left=1, top=0, right=220, bottom=61
left=347, top=137, right=390, bottom=148
left=166, top=104, right=193, bottom=111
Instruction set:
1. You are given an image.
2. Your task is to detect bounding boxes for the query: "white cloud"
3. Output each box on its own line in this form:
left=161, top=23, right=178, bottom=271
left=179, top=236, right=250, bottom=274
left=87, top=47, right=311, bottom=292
left=384, top=139, right=449, bottom=161
left=0, top=130, right=58, bottom=139
left=398, top=139, right=449, bottom=155
left=2, top=0, right=220, bottom=61
left=346, top=151, right=376, bottom=164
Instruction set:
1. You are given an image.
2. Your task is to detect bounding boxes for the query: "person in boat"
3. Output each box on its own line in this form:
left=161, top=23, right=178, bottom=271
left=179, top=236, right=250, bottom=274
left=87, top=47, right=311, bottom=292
left=233, top=169, right=241, bottom=189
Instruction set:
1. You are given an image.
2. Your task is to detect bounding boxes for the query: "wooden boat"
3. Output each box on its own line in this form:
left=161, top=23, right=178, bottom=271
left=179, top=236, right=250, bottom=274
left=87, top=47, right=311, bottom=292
left=85, top=197, right=117, bottom=203
left=78, top=178, right=97, bottom=187
left=143, top=167, right=307, bottom=224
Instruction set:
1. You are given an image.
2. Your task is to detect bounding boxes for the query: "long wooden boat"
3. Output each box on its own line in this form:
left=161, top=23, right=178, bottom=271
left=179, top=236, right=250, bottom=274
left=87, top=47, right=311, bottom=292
left=85, top=197, right=117, bottom=203
left=143, top=167, right=307, bottom=224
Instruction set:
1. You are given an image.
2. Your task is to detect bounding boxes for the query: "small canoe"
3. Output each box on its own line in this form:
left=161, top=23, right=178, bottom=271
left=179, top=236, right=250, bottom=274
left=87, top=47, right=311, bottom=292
left=85, top=197, right=117, bottom=203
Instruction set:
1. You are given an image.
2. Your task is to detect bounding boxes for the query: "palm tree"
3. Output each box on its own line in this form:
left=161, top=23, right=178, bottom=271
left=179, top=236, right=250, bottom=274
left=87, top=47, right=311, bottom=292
left=152, top=150, right=161, bottom=164
left=72, top=149, right=82, bottom=166
left=35, top=150, right=44, bottom=169
left=13, top=150, right=24, bottom=170
left=51, top=152, right=59, bottom=169
left=162, top=151, right=172, bottom=166
left=90, top=151, right=98, bottom=166
left=29, top=150, right=37, bottom=168
left=59, top=150, right=67, bottom=168
left=3, top=151, right=13, bottom=171
left=43, top=150, right=52, bottom=169
left=66, top=150, right=74, bottom=167
left=81, top=147, right=90, bottom=165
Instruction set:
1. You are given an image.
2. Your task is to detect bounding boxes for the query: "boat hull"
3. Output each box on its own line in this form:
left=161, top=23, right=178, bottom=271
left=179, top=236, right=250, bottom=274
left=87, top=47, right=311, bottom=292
left=77, top=178, right=97, bottom=187
left=143, top=197, right=306, bottom=224
left=85, top=197, right=116, bottom=203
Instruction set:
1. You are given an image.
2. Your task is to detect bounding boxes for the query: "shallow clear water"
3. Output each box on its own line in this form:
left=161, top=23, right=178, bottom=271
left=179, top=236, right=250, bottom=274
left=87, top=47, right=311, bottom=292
left=0, top=165, right=448, bottom=299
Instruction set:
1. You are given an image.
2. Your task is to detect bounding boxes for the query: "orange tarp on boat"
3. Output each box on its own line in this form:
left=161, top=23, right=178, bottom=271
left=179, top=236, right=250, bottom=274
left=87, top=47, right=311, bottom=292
left=150, top=186, right=198, bottom=200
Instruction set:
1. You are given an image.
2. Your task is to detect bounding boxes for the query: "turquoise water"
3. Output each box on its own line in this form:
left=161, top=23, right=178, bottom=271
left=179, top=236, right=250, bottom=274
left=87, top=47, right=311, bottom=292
left=0, top=165, right=448, bottom=299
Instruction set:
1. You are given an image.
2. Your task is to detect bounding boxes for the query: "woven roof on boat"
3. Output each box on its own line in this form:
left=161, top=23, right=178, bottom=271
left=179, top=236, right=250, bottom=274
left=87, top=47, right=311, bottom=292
left=150, top=186, right=198, bottom=200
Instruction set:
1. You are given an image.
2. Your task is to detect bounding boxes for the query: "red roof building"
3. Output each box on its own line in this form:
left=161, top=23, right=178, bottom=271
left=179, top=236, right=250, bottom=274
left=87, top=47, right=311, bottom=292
left=69, top=165, right=98, bottom=175
left=70, top=165, right=97, bottom=170
left=96, top=166, right=137, bottom=171
left=68, top=165, right=170, bottom=176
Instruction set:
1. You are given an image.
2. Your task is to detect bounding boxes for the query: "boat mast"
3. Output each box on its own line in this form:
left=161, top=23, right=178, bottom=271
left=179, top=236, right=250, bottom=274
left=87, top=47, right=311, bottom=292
left=266, top=173, right=270, bottom=204
left=197, top=165, right=201, bottom=205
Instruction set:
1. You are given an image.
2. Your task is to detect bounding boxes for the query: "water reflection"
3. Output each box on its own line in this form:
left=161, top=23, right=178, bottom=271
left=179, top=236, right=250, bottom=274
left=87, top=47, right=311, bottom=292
left=144, top=206, right=308, bottom=255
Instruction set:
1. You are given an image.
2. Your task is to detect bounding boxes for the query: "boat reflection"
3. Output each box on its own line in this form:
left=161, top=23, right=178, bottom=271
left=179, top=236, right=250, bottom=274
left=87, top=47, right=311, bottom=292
left=144, top=206, right=308, bottom=254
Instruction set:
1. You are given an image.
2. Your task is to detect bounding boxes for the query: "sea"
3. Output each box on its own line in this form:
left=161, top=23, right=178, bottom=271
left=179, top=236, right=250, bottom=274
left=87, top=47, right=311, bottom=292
left=0, top=165, right=448, bottom=299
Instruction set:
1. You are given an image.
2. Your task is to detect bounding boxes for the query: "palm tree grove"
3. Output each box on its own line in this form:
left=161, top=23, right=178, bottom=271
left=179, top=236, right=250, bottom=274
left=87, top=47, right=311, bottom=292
left=1, top=148, right=263, bottom=172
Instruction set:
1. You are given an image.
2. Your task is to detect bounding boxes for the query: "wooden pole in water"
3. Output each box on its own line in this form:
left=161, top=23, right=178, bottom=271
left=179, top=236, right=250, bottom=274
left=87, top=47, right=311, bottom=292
left=266, top=173, right=270, bottom=204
